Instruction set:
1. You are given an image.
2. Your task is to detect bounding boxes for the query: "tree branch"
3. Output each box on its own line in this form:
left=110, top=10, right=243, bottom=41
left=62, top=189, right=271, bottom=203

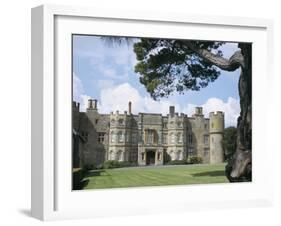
left=185, top=42, right=244, bottom=71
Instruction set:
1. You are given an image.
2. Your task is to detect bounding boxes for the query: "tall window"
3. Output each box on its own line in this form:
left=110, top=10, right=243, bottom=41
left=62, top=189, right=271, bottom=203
left=118, top=131, right=124, bottom=142
left=177, top=122, right=182, bottom=128
left=188, top=134, right=193, bottom=145
left=204, top=135, right=209, bottom=145
left=116, top=150, right=123, bottom=161
left=170, top=133, right=175, bottom=144
left=204, top=148, right=209, bottom=156
left=163, top=134, right=167, bottom=144
left=125, top=132, right=129, bottom=142
left=188, top=148, right=194, bottom=155
left=118, top=119, right=124, bottom=126
left=146, top=129, right=156, bottom=144
left=109, top=150, right=115, bottom=160
left=163, top=122, right=167, bottom=129
left=132, top=133, right=138, bottom=143
left=177, top=133, right=182, bottom=143
left=110, top=131, right=115, bottom=143
left=98, top=132, right=105, bottom=143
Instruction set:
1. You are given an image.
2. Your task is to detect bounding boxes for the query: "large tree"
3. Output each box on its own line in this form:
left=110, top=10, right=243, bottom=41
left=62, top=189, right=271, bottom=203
left=133, top=39, right=252, bottom=182
left=222, top=126, right=237, bottom=161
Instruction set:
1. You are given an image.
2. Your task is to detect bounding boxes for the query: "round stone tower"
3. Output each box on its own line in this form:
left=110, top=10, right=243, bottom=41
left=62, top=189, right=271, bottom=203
left=209, top=111, right=224, bottom=164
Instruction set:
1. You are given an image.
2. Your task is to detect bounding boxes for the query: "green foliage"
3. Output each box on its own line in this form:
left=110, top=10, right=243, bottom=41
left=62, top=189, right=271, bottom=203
left=102, top=160, right=138, bottom=169
left=102, top=160, right=121, bottom=169
left=187, top=156, right=203, bottom=164
left=118, top=161, right=138, bottom=168
left=166, top=160, right=187, bottom=165
left=133, top=39, right=224, bottom=100
left=222, top=127, right=237, bottom=161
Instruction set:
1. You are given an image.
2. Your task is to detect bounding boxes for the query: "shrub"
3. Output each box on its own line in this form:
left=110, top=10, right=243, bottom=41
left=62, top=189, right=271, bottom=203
left=102, top=160, right=121, bottom=169
left=187, top=156, right=203, bottom=164
left=166, top=160, right=186, bottom=165
left=118, top=161, right=138, bottom=168
left=103, top=160, right=138, bottom=169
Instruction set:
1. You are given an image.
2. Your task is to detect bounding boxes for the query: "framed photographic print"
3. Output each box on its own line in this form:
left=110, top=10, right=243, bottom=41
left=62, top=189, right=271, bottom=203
left=31, top=4, right=274, bottom=221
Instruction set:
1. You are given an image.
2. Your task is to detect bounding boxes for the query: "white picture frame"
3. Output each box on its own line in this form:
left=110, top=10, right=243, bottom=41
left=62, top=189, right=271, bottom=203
left=31, top=4, right=274, bottom=221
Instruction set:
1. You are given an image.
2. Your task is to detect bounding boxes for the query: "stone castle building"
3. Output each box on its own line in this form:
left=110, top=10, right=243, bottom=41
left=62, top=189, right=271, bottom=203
left=72, top=99, right=225, bottom=168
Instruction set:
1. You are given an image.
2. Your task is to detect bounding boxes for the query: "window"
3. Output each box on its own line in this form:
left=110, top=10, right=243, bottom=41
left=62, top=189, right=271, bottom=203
left=177, top=133, right=182, bottom=143
left=177, top=122, right=182, bottom=128
left=146, top=129, right=156, bottom=144
left=170, top=133, right=175, bottom=144
left=132, top=133, right=138, bottom=143
left=109, top=150, right=115, bottom=160
left=188, top=148, right=194, bottom=155
left=204, top=123, right=208, bottom=130
left=95, top=119, right=99, bottom=124
left=118, top=119, right=124, bottom=126
left=125, top=132, right=130, bottom=142
left=116, top=150, right=123, bottom=161
left=163, top=122, right=167, bottom=129
left=163, top=134, right=167, bottom=144
left=204, top=135, right=209, bottom=145
left=98, top=132, right=105, bottom=143
left=178, top=150, right=183, bottom=160
left=204, top=148, right=209, bottom=156
left=110, top=131, right=115, bottom=143
left=188, top=134, right=193, bottom=145
left=118, top=131, right=124, bottom=142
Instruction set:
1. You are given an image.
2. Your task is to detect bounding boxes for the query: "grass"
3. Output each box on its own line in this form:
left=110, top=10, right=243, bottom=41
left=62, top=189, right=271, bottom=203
left=80, top=163, right=228, bottom=190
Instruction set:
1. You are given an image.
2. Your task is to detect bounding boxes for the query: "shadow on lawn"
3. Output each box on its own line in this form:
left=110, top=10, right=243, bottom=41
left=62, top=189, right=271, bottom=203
left=73, top=169, right=106, bottom=190
left=191, top=170, right=226, bottom=177
left=86, top=170, right=105, bottom=177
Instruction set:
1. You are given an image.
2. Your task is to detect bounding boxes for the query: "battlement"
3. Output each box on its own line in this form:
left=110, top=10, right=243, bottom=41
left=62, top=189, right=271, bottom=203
left=209, top=111, right=224, bottom=117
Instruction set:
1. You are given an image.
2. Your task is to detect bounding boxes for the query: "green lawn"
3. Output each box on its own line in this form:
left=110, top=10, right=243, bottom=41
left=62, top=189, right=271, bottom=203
left=81, top=163, right=228, bottom=189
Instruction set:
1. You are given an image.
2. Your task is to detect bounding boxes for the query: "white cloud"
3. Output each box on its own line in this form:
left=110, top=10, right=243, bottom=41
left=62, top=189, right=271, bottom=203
left=73, top=72, right=93, bottom=112
left=98, top=83, right=177, bottom=115
left=97, top=79, right=115, bottom=90
left=203, top=97, right=240, bottom=127
left=98, top=83, right=240, bottom=127
left=184, top=97, right=240, bottom=127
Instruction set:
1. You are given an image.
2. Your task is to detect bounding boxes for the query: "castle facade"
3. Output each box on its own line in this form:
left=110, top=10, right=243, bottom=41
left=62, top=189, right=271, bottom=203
left=72, top=99, right=225, bottom=168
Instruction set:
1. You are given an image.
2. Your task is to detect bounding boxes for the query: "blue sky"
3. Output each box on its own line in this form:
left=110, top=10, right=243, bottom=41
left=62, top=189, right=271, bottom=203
left=73, top=35, right=240, bottom=127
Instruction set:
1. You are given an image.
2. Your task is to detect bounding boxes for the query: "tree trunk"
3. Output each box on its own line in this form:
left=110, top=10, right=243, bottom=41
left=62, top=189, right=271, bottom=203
left=225, top=44, right=252, bottom=182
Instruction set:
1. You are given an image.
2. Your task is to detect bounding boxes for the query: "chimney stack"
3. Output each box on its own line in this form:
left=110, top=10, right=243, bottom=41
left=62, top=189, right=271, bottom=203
left=194, top=107, right=203, bottom=116
left=93, top=99, right=97, bottom=110
left=128, top=101, right=132, bottom=114
left=87, top=99, right=98, bottom=110
left=88, top=99, right=93, bottom=109
left=169, top=106, right=175, bottom=117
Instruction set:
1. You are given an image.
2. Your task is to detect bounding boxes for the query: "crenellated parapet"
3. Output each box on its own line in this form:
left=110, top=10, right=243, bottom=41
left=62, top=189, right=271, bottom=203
left=209, top=111, right=224, bottom=134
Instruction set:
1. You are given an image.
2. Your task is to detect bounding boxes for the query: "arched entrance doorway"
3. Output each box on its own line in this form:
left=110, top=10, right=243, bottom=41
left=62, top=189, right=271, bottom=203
left=146, top=150, right=156, bottom=165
